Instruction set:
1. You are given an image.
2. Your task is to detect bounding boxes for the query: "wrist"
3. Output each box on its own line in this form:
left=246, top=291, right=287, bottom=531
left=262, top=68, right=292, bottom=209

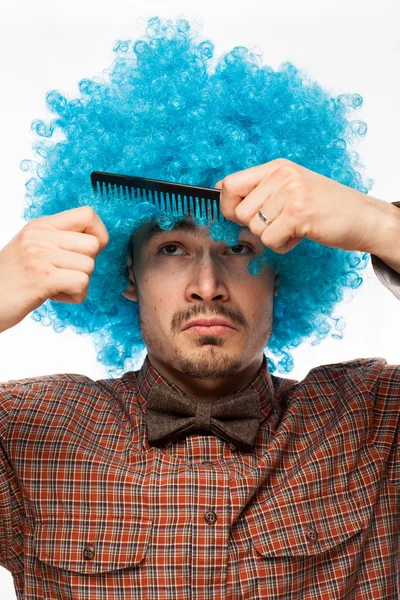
left=367, top=200, right=400, bottom=274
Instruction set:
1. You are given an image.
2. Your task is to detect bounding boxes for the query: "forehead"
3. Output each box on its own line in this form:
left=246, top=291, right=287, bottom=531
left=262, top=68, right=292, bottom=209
left=134, top=217, right=259, bottom=248
left=144, top=217, right=208, bottom=243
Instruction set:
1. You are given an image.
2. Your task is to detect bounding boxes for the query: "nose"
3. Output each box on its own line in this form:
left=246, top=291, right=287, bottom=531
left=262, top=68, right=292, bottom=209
left=185, top=255, right=229, bottom=303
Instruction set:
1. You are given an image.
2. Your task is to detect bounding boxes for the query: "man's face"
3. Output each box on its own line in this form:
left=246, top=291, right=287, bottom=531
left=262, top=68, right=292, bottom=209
left=122, top=218, right=277, bottom=380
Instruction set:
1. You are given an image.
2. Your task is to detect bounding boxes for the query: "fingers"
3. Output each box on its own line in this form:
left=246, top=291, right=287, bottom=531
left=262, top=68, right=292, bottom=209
left=253, top=215, right=303, bottom=254
left=224, top=165, right=288, bottom=232
left=48, top=269, right=90, bottom=304
left=216, top=160, right=305, bottom=253
left=37, top=229, right=103, bottom=259
left=50, top=248, right=95, bottom=276
left=34, top=206, right=109, bottom=252
left=18, top=208, right=109, bottom=308
left=217, top=159, right=289, bottom=224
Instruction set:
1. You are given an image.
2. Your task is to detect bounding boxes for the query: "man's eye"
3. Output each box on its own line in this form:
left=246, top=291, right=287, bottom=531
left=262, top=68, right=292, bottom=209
left=159, top=244, right=185, bottom=256
left=227, top=244, right=251, bottom=255
left=158, top=243, right=252, bottom=256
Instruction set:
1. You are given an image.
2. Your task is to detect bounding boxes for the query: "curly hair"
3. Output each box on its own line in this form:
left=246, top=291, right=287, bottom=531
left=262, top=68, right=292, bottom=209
left=20, top=16, right=372, bottom=377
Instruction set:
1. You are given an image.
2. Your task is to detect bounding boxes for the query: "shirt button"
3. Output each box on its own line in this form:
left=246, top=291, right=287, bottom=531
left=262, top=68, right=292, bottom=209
left=83, top=545, right=95, bottom=560
left=306, top=529, right=318, bottom=543
left=204, top=510, right=217, bottom=525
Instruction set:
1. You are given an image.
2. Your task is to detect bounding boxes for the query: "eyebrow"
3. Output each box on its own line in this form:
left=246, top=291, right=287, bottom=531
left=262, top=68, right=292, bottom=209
left=144, top=219, right=256, bottom=246
left=145, top=219, right=210, bottom=243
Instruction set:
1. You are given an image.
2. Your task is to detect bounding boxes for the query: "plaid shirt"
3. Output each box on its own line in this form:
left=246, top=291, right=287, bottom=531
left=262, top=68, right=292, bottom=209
left=0, top=251, right=399, bottom=599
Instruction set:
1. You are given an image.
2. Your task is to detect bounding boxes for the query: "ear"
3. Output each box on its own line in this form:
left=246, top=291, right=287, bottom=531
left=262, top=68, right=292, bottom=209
left=121, top=255, right=138, bottom=302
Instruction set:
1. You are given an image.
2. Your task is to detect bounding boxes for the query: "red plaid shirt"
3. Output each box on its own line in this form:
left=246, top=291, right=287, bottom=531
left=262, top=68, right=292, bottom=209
left=1, top=243, right=400, bottom=599
left=0, top=350, right=399, bottom=599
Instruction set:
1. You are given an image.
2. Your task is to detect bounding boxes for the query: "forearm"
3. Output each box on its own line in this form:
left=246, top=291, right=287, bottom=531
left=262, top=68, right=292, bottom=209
left=367, top=200, right=400, bottom=275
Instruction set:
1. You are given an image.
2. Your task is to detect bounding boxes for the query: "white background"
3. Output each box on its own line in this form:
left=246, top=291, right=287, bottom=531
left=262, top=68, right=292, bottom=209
left=0, top=0, right=399, bottom=596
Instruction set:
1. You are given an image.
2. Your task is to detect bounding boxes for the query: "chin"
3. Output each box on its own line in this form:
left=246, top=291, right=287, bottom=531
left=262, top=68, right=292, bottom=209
left=173, top=348, right=244, bottom=380
left=189, top=335, right=226, bottom=347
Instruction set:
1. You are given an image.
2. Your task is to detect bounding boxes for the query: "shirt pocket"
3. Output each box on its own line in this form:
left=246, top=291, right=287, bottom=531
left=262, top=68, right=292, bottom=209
left=33, top=513, right=153, bottom=574
left=246, top=490, right=364, bottom=558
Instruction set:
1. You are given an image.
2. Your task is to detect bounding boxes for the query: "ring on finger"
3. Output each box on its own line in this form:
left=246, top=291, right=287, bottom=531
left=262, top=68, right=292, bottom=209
left=258, top=209, right=274, bottom=226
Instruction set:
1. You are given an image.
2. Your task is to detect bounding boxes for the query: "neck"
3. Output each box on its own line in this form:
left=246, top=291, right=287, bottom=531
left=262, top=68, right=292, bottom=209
left=146, top=352, right=264, bottom=402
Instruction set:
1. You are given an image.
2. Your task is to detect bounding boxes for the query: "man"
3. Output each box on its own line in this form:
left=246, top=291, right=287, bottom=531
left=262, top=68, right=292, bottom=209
left=121, top=161, right=400, bottom=401
left=0, top=15, right=399, bottom=600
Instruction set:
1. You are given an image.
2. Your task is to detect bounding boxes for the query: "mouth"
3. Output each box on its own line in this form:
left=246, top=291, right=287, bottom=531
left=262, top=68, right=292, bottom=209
left=183, top=324, right=235, bottom=335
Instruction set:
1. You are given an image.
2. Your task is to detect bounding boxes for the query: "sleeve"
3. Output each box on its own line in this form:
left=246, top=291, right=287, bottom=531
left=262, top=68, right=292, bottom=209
left=370, top=200, right=400, bottom=301
left=368, top=358, right=400, bottom=491
left=0, top=384, right=25, bottom=574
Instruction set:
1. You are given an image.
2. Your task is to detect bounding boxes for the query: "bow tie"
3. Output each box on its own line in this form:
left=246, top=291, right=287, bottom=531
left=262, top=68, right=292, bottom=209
left=145, top=385, right=261, bottom=451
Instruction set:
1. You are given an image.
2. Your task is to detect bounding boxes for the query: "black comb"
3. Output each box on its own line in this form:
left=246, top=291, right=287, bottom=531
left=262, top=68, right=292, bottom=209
left=90, top=171, right=223, bottom=221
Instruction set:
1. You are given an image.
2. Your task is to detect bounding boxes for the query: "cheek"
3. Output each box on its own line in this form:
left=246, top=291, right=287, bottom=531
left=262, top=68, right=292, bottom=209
left=138, top=277, right=177, bottom=322
left=242, top=268, right=275, bottom=293
left=241, top=276, right=275, bottom=317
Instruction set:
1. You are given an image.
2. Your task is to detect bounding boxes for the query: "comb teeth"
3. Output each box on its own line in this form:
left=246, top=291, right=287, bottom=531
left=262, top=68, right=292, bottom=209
left=90, top=172, right=223, bottom=221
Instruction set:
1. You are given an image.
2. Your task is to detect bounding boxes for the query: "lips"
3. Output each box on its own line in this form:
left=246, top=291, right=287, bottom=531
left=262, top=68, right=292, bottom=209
left=183, top=319, right=234, bottom=330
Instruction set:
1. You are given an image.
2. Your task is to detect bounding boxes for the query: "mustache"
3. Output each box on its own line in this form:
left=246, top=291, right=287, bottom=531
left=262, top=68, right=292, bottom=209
left=172, top=305, right=248, bottom=331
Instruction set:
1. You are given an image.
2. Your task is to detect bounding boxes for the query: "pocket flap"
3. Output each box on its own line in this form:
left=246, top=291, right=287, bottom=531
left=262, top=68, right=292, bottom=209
left=246, top=491, right=364, bottom=557
left=33, top=514, right=153, bottom=574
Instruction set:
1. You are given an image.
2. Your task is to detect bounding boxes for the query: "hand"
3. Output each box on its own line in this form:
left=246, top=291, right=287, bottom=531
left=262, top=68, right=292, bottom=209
left=0, top=206, right=109, bottom=333
left=215, top=158, right=391, bottom=255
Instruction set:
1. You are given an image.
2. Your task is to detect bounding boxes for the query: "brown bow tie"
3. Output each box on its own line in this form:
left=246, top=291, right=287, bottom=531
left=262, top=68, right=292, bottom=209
left=146, top=385, right=261, bottom=451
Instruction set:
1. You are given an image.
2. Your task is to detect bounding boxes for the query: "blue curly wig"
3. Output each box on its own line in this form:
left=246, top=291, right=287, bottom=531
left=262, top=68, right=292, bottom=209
left=20, top=16, right=372, bottom=377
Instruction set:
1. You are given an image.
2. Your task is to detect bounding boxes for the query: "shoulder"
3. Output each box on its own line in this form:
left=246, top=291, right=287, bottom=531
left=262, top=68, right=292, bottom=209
left=0, top=372, right=100, bottom=404
left=0, top=370, right=139, bottom=399
left=0, top=372, right=137, bottom=437
left=274, top=357, right=399, bottom=419
left=295, top=358, right=400, bottom=438
left=272, top=357, right=395, bottom=398
left=302, top=357, right=397, bottom=391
